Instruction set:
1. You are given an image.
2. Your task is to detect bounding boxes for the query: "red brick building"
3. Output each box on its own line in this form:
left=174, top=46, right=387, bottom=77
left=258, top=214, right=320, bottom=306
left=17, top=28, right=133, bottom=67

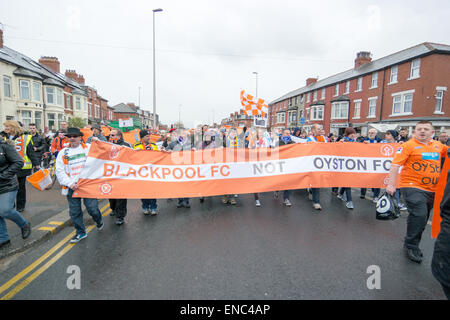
left=269, top=42, right=450, bottom=136
left=221, top=109, right=254, bottom=128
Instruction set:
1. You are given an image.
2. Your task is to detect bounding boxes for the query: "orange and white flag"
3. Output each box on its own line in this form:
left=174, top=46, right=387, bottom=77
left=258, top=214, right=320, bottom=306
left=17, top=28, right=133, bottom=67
left=74, top=140, right=398, bottom=199
left=240, top=90, right=268, bottom=118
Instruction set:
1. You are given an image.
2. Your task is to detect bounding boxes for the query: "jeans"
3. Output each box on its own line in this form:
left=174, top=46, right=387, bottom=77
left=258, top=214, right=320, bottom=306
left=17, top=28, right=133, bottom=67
left=67, top=189, right=103, bottom=236
left=283, top=190, right=290, bottom=200
left=360, top=188, right=380, bottom=198
left=142, top=199, right=157, bottom=210
left=0, top=190, right=28, bottom=242
left=401, top=188, right=434, bottom=250
left=339, top=187, right=352, bottom=202
left=310, top=188, right=320, bottom=204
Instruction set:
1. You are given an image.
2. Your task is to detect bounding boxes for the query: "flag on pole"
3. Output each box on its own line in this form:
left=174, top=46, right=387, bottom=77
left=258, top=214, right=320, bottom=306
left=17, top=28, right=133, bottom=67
left=240, top=90, right=268, bottom=118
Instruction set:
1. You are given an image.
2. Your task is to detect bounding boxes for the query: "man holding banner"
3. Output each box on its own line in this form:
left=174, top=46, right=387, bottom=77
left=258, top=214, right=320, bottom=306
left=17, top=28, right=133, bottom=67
left=387, top=121, right=448, bottom=263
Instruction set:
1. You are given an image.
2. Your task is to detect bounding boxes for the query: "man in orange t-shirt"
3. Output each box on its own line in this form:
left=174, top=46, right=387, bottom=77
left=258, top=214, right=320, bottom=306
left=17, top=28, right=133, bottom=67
left=387, top=121, right=448, bottom=263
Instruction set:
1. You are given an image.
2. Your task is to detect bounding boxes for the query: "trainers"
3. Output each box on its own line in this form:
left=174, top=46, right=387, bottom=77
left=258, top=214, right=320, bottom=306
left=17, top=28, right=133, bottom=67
left=372, top=197, right=379, bottom=203
left=70, top=233, right=87, bottom=243
left=222, top=196, right=228, bottom=204
left=96, top=220, right=104, bottom=230
left=405, top=247, right=423, bottom=263
left=150, top=209, right=158, bottom=215
left=346, top=201, right=354, bottom=209
left=398, top=203, right=408, bottom=211
left=176, top=202, right=184, bottom=208
left=234, top=194, right=238, bottom=198
left=255, top=200, right=261, bottom=207
left=21, top=222, right=31, bottom=239
left=143, top=208, right=151, bottom=214
left=337, top=194, right=345, bottom=201
left=284, top=199, right=292, bottom=206
left=313, top=203, right=322, bottom=210
left=115, top=218, right=124, bottom=225
left=230, top=198, right=236, bottom=205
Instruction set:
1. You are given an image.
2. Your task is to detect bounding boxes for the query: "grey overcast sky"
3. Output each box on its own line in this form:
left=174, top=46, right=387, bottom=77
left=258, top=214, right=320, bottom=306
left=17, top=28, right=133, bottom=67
left=1, top=0, right=449, bottom=128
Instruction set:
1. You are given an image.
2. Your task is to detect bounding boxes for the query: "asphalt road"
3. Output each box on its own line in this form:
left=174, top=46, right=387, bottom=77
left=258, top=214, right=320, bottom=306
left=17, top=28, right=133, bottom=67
left=0, top=188, right=446, bottom=300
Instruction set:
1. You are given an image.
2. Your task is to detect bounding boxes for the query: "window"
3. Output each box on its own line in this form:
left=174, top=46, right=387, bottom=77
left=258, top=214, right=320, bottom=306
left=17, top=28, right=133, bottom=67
left=353, top=100, right=361, bottom=119
left=371, top=72, right=378, bottom=88
left=321, top=88, right=326, bottom=99
left=356, top=77, right=363, bottom=91
left=47, top=113, right=56, bottom=130
left=83, top=98, right=87, bottom=111
left=313, top=90, right=317, bottom=101
left=335, top=83, right=339, bottom=96
left=21, top=111, right=32, bottom=128
left=368, top=98, right=377, bottom=118
left=56, top=89, right=63, bottom=106
left=300, top=95, right=304, bottom=103
left=75, top=97, right=81, bottom=110
left=389, top=65, right=398, bottom=84
left=66, top=95, right=71, bottom=109
left=435, top=90, right=444, bottom=114
left=3, top=76, right=11, bottom=98
left=88, top=103, right=92, bottom=116
left=33, top=82, right=41, bottom=102
left=19, top=80, right=30, bottom=100
left=95, top=105, right=100, bottom=118
left=58, top=114, right=63, bottom=128
left=345, top=81, right=350, bottom=94
left=410, top=59, right=420, bottom=79
left=306, top=93, right=311, bottom=103
left=46, top=87, right=55, bottom=104
left=35, top=111, right=42, bottom=130
left=311, top=105, right=324, bottom=120
left=331, top=102, right=349, bottom=119
left=392, top=91, right=414, bottom=115
left=277, top=112, right=285, bottom=123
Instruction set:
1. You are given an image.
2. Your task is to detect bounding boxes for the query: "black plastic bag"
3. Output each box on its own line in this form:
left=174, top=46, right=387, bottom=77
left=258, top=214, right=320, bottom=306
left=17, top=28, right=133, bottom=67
left=376, top=191, right=401, bottom=220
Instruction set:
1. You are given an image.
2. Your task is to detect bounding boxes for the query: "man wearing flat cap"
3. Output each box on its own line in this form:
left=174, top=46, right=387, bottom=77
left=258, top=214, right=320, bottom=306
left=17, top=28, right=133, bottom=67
left=55, top=127, right=104, bottom=243
left=86, top=124, right=106, bottom=144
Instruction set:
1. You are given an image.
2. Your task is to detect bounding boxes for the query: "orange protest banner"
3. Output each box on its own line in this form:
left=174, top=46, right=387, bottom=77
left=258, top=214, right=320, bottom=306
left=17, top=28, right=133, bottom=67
left=431, top=154, right=450, bottom=238
left=74, top=141, right=398, bottom=199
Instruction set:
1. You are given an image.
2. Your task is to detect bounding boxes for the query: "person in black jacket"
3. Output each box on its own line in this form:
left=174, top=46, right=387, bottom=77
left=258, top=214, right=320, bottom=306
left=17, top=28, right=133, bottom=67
left=0, top=139, right=31, bottom=248
left=432, top=167, right=450, bottom=299
left=29, top=123, right=46, bottom=167
left=2, top=120, right=40, bottom=212
left=104, top=128, right=132, bottom=225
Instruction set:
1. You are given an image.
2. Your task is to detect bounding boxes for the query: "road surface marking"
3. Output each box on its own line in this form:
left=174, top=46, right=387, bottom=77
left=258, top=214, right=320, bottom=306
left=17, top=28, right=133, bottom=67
left=1, top=226, right=96, bottom=300
left=37, top=226, right=57, bottom=232
left=0, top=204, right=110, bottom=299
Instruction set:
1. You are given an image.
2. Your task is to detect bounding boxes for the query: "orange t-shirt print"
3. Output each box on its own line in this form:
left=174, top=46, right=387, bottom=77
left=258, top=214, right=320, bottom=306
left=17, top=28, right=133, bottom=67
left=391, top=137, right=448, bottom=192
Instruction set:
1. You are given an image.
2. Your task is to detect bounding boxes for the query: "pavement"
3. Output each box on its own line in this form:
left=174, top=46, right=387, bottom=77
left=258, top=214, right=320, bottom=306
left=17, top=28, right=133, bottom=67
left=0, top=183, right=108, bottom=260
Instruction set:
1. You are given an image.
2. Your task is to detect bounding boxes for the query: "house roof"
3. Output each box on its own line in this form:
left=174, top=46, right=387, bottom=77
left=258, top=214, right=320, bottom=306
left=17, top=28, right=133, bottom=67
left=111, top=103, right=138, bottom=114
left=0, top=45, right=85, bottom=91
left=269, top=42, right=450, bottom=105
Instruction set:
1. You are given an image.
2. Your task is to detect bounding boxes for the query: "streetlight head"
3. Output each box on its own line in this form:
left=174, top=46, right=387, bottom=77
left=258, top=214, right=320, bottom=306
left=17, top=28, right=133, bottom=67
left=153, top=8, right=163, bottom=12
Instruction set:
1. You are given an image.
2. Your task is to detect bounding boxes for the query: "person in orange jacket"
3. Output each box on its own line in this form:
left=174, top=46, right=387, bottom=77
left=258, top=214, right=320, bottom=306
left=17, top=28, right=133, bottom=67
left=50, top=129, right=70, bottom=158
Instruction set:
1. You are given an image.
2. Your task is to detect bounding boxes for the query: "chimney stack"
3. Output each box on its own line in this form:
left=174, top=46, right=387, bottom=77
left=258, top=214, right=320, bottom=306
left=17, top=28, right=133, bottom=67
left=306, top=77, right=318, bottom=86
left=39, top=56, right=61, bottom=73
left=354, top=51, right=372, bottom=69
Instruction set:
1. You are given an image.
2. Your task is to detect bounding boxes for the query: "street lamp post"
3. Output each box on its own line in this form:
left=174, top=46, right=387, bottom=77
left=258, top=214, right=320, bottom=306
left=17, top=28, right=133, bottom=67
left=152, top=8, right=163, bottom=130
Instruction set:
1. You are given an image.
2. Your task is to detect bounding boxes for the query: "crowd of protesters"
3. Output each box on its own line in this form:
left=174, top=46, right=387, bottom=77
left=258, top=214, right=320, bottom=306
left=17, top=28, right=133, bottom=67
left=1, top=119, right=449, bottom=298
